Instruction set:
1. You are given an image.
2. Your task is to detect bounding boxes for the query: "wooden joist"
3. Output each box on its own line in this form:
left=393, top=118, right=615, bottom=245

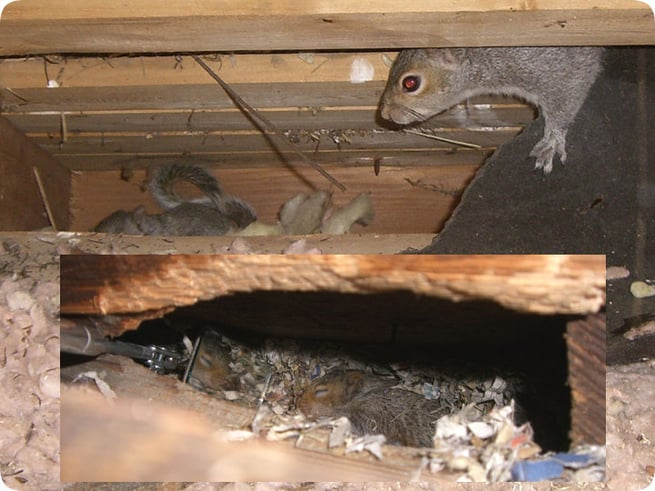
left=0, top=116, right=71, bottom=230
left=0, top=1, right=653, bottom=55
left=59, top=254, right=606, bottom=317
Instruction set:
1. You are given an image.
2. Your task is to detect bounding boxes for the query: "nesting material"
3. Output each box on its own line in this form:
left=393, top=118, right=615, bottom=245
left=162, top=324, right=605, bottom=481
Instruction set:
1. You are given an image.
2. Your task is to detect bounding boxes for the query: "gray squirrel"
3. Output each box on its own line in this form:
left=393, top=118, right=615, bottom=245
left=95, top=164, right=375, bottom=236
left=94, top=163, right=256, bottom=235
left=298, top=370, right=451, bottom=447
left=379, top=47, right=604, bottom=174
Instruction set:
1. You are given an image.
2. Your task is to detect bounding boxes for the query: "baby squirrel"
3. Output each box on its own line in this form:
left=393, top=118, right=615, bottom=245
left=298, top=370, right=450, bottom=447
left=379, top=47, right=604, bottom=174
left=94, top=163, right=256, bottom=235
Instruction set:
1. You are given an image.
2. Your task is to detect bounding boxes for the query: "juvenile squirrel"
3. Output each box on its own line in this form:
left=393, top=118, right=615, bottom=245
left=298, top=370, right=450, bottom=447
left=147, top=163, right=256, bottom=229
left=94, top=164, right=256, bottom=235
left=379, top=47, right=604, bottom=174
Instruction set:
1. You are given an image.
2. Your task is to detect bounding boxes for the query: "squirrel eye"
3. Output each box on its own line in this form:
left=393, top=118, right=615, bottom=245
left=402, top=75, right=421, bottom=93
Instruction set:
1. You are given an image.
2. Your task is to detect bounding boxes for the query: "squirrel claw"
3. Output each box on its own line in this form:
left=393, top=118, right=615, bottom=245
left=530, top=130, right=567, bottom=175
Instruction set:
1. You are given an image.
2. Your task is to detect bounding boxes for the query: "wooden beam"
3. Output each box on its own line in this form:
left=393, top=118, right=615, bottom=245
left=59, top=255, right=606, bottom=316
left=566, top=313, right=606, bottom=446
left=0, top=1, right=652, bottom=55
left=0, top=116, right=71, bottom=230
left=6, top=105, right=534, bottom=134
left=0, top=54, right=392, bottom=88
left=32, top=128, right=517, bottom=155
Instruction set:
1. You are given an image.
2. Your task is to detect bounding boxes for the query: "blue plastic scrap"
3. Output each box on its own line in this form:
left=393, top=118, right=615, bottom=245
left=551, top=452, right=596, bottom=468
left=511, top=451, right=600, bottom=481
left=511, top=459, right=564, bottom=481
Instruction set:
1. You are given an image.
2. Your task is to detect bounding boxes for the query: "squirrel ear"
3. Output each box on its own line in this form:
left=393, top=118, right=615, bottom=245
left=427, top=48, right=463, bottom=70
left=343, top=371, right=364, bottom=398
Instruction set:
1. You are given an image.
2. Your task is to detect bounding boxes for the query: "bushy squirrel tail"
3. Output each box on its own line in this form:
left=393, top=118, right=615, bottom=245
left=147, top=163, right=223, bottom=209
left=147, top=163, right=257, bottom=228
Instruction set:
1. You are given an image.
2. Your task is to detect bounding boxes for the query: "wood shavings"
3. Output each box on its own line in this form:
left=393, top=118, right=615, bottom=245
left=72, top=371, right=117, bottom=403
left=345, top=434, right=386, bottom=460
left=221, top=430, right=255, bottom=442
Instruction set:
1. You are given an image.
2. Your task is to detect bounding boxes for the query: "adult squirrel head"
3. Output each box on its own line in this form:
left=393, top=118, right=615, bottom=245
left=379, top=48, right=472, bottom=125
left=379, top=47, right=604, bottom=173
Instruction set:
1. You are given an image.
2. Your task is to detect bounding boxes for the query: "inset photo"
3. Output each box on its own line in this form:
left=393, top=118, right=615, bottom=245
left=59, top=254, right=606, bottom=483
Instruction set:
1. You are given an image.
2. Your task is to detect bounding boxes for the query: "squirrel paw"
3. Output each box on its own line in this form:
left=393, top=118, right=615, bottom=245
left=529, top=129, right=567, bottom=175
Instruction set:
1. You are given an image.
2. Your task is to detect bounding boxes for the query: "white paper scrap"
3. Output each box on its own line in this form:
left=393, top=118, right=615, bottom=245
left=350, top=57, right=374, bottom=84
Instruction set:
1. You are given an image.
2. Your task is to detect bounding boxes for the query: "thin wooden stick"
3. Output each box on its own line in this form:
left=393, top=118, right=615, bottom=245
left=192, top=55, right=346, bottom=192
left=33, top=166, right=58, bottom=231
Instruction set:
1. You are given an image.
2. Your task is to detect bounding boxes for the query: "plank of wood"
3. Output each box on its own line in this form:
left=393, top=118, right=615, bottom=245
left=0, top=116, right=71, bottom=231
left=0, top=54, right=393, bottom=88
left=33, top=128, right=519, bottom=156
left=3, top=229, right=437, bottom=255
left=56, top=149, right=492, bottom=172
left=0, top=2, right=652, bottom=55
left=59, top=255, right=606, bottom=316
left=4, top=0, right=641, bottom=20
left=0, top=82, right=385, bottom=113
left=69, top=165, right=479, bottom=234
left=61, top=355, right=443, bottom=481
left=0, top=78, right=533, bottom=115
left=566, top=313, right=606, bottom=446
left=5, top=105, right=535, bottom=134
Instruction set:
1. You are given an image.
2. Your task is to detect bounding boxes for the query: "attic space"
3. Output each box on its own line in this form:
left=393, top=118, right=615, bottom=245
left=1, top=2, right=653, bottom=253
left=0, top=51, right=512, bottom=239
